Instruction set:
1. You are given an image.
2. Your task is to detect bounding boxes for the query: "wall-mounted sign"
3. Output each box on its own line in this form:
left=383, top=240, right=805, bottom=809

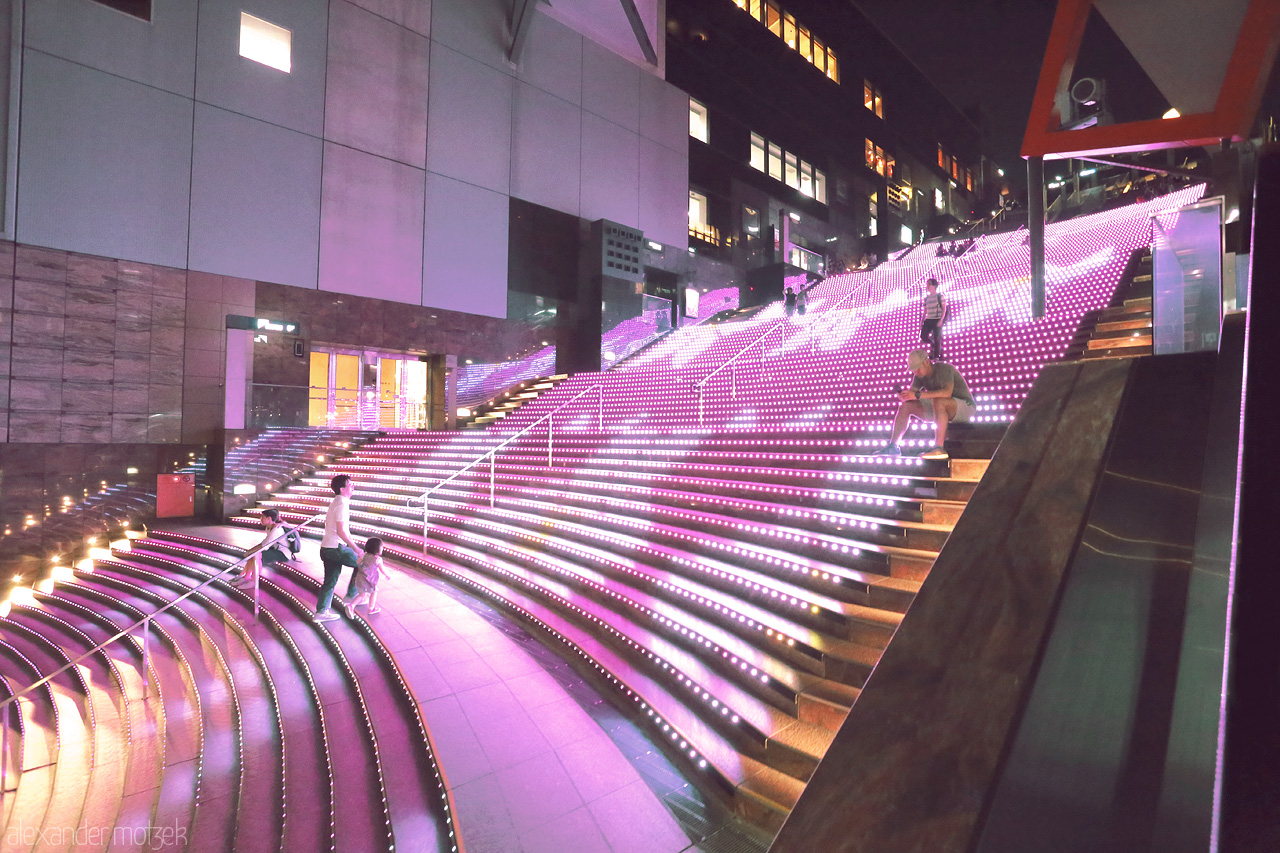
left=227, top=314, right=301, bottom=335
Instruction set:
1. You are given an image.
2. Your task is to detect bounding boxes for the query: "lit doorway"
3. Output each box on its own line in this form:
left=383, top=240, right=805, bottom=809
left=308, top=349, right=430, bottom=429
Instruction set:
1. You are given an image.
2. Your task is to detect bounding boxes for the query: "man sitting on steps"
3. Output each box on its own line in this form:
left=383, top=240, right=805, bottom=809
left=873, top=350, right=975, bottom=460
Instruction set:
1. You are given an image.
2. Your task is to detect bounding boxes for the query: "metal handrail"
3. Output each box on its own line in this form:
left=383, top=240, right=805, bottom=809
left=410, top=384, right=603, bottom=549
left=0, top=512, right=323, bottom=788
left=692, top=275, right=874, bottom=426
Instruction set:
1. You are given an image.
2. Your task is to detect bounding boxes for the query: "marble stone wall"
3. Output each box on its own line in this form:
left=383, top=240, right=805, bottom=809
left=1, top=241, right=189, bottom=444
left=0, top=442, right=207, bottom=575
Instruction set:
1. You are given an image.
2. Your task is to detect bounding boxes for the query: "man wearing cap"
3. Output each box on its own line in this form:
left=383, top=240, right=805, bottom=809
left=873, top=350, right=975, bottom=460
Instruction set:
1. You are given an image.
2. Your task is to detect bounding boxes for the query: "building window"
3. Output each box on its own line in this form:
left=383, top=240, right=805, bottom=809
left=900, top=224, right=913, bottom=245
left=865, top=139, right=890, bottom=177
left=768, top=142, right=783, bottom=182
left=689, top=190, right=709, bottom=228
left=747, top=133, right=828, bottom=205
left=863, top=81, right=883, bottom=118
left=733, top=0, right=838, bottom=83
left=689, top=98, right=709, bottom=143
left=240, top=12, right=292, bottom=73
left=938, top=145, right=948, bottom=171
left=835, top=178, right=850, bottom=205
left=92, top=0, right=151, bottom=20
left=868, top=194, right=878, bottom=237
left=965, top=169, right=974, bottom=192
left=743, top=205, right=760, bottom=235
left=689, top=190, right=719, bottom=245
left=934, top=187, right=945, bottom=212
left=750, top=133, right=766, bottom=171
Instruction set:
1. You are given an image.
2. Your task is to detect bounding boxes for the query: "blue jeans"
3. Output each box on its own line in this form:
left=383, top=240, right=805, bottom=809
left=317, top=546, right=359, bottom=613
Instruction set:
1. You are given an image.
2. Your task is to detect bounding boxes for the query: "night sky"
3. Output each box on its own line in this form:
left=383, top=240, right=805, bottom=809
left=847, top=0, right=1280, bottom=174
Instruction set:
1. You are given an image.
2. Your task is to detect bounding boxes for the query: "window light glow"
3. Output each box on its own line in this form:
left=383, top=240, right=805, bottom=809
left=240, top=12, right=292, bottom=73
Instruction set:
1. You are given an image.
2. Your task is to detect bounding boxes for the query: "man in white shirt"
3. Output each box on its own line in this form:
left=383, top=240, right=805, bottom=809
left=315, top=474, right=362, bottom=622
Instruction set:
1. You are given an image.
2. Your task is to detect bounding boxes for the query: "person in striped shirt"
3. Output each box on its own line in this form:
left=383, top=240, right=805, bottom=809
left=921, top=277, right=946, bottom=360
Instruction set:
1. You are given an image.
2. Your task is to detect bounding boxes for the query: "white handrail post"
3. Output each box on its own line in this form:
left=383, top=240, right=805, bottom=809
left=548, top=417, right=554, bottom=468
left=731, top=365, right=737, bottom=400
left=421, top=499, right=429, bottom=553
left=252, top=571, right=261, bottom=622
left=698, top=385, right=704, bottom=427
left=490, top=454, right=496, bottom=507
left=140, top=617, right=151, bottom=700
left=1, top=702, right=8, bottom=796
left=598, top=385, right=604, bottom=430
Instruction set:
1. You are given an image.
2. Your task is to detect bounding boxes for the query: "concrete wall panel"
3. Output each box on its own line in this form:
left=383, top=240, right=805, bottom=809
left=580, top=114, right=639, bottom=227
left=422, top=172, right=508, bottom=318
left=325, top=0, right=430, bottom=168
left=318, top=143, right=425, bottom=305
left=17, top=51, right=193, bottom=268
left=425, top=45, right=512, bottom=194
left=511, top=82, right=582, bottom=217
left=640, top=71, right=688, bottom=154
left=639, top=137, right=688, bottom=248
left=189, top=104, right=322, bottom=288
left=516, top=14, right=582, bottom=106
left=195, top=0, right=328, bottom=136
left=346, top=0, right=432, bottom=36
left=582, top=39, right=639, bottom=132
left=26, top=0, right=198, bottom=96
left=429, top=0, right=507, bottom=73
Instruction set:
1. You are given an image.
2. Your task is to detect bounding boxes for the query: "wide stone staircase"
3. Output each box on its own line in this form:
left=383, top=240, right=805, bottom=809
left=0, top=530, right=459, bottom=852
left=243, top=424, right=1000, bottom=834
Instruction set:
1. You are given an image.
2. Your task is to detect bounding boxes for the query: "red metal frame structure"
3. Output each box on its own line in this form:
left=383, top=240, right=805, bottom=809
left=1022, top=0, right=1280, bottom=159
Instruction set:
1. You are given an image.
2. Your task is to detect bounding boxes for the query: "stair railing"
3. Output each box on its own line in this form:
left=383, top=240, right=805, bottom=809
left=410, top=383, right=603, bottom=550
left=0, top=511, right=324, bottom=794
left=692, top=276, right=875, bottom=426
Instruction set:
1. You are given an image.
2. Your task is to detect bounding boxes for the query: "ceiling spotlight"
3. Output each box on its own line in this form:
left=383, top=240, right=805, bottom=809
left=1162, top=107, right=1180, bottom=120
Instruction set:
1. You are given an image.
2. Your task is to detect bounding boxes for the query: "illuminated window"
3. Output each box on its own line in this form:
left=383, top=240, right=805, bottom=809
left=885, top=153, right=896, bottom=180
left=900, top=224, right=913, bottom=245
left=743, top=205, right=760, bottom=235
left=733, top=1, right=838, bottom=83
left=934, top=188, right=945, bottom=212
left=951, top=160, right=960, bottom=181
left=750, top=133, right=766, bottom=171
left=865, top=140, right=887, bottom=177
left=689, top=98, right=709, bottom=143
left=748, top=132, right=827, bottom=205
left=938, top=145, right=948, bottom=170
left=91, top=0, right=150, bottom=20
left=240, top=12, right=292, bottom=73
left=863, top=81, right=883, bottom=118
left=965, top=169, right=974, bottom=192
left=689, top=190, right=708, bottom=227
left=766, top=1, right=782, bottom=34
left=868, top=195, right=878, bottom=236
